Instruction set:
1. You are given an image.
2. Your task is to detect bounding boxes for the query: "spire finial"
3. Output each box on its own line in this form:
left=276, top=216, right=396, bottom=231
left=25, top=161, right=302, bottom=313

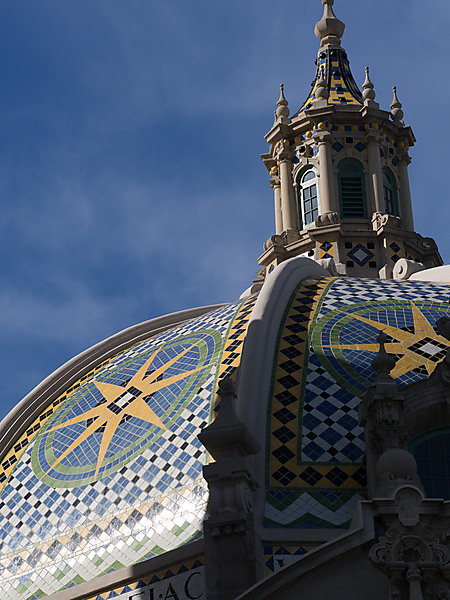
left=314, top=0, right=345, bottom=48
left=315, top=66, right=329, bottom=103
left=276, top=83, right=290, bottom=120
left=371, top=332, right=396, bottom=376
left=362, top=66, right=376, bottom=104
left=391, top=86, right=404, bottom=123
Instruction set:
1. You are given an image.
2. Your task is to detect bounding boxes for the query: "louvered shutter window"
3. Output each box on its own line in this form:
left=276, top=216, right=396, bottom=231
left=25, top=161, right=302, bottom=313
left=338, top=160, right=366, bottom=218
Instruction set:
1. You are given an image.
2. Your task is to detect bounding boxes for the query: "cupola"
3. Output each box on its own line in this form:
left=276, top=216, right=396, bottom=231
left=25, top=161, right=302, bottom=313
left=259, top=0, right=442, bottom=279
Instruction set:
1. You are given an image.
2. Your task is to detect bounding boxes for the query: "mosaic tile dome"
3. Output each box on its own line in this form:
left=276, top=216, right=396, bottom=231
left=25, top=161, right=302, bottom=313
left=2, top=260, right=450, bottom=599
left=264, top=274, right=450, bottom=532
left=0, top=297, right=255, bottom=599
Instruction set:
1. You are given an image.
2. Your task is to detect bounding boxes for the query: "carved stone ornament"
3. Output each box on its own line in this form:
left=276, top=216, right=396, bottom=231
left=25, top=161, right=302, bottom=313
left=409, top=233, right=438, bottom=252
left=315, top=211, right=340, bottom=227
left=255, top=266, right=266, bottom=281
left=370, top=487, right=450, bottom=600
left=393, top=258, right=425, bottom=281
left=360, top=333, right=409, bottom=456
left=263, top=233, right=288, bottom=251
left=198, top=378, right=260, bottom=518
left=360, top=333, right=427, bottom=497
left=372, top=212, right=401, bottom=230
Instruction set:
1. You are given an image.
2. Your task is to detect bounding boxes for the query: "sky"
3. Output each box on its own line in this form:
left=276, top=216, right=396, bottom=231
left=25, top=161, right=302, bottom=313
left=1, top=0, right=449, bottom=420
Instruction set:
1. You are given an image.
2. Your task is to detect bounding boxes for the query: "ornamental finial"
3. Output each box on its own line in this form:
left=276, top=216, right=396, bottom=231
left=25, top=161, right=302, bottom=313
left=315, top=67, right=329, bottom=103
left=314, top=0, right=345, bottom=48
left=362, top=66, right=376, bottom=104
left=276, top=83, right=290, bottom=119
left=391, top=86, right=404, bottom=123
left=371, top=332, right=396, bottom=376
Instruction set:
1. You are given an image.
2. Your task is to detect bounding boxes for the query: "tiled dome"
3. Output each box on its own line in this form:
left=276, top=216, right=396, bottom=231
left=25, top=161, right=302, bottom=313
left=2, top=259, right=450, bottom=598
left=264, top=275, right=450, bottom=531
left=0, top=298, right=255, bottom=599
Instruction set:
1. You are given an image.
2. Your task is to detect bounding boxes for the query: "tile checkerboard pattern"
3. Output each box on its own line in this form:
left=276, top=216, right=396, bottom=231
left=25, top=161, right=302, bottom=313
left=266, top=277, right=450, bottom=530
left=0, top=300, right=252, bottom=600
left=213, top=294, right=257, bottom=412
left=298, top=47, right=363, bottom=113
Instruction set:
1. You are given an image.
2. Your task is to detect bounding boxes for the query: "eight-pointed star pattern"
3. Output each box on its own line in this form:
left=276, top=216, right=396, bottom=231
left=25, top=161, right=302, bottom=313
left=34, top=336, right=218, bottom=485
left=318, top=301, right=449, bottom=382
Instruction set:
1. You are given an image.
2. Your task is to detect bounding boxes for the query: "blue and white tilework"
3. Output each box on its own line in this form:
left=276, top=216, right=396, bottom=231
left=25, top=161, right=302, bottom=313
left=266, top=277, right=450, bottom=530
left=0, top=302, right=243, bottom=600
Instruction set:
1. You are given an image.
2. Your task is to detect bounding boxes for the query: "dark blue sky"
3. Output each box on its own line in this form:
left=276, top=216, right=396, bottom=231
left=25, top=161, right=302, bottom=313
left=1, top=0, right=449, bottom=419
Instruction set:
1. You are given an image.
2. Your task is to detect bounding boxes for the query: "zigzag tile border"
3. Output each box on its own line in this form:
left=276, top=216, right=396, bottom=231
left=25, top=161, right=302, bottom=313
left=266, top=276, right=450, bottom=530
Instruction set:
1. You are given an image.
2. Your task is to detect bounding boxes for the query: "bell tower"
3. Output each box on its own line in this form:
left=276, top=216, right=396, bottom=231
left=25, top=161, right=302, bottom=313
left=259, top=0, right=442, bottom=279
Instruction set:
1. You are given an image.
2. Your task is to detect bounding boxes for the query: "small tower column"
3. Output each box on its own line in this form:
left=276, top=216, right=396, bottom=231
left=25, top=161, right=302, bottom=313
left=316, top=132, right=336, bottom=214
left=366, top=133, right=385, bottom=214
left=390, top=85, right=414, bottom=231
left=397, top=156, right=414, bottom=231
left=279, top=151, right=298, bottom=231
left=270, top=177, right=283, bottom=234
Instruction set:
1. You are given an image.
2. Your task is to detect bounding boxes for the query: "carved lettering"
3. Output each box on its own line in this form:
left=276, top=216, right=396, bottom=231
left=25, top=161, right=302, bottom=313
left=164, top=583, right=179, bottom=600
left=184, top=571, right=203, bottom=599
left=119, top=567, right=205, bottom=600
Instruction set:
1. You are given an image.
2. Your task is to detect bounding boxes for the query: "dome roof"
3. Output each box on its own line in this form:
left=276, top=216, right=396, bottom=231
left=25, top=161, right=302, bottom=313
left=1, top=258, right=450, bottom=598
left=260, top=264, right=450, bottom=531
left=0, top=300, right=256, bottom=598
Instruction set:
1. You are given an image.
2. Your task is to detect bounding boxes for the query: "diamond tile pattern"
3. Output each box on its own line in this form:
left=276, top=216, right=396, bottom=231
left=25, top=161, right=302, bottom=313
left=266, top=276, right=450, bottom=530
left=214, top=294, right=257, bottom=412
left=345, top=242, right=376, bottom=269
left=388, top=239, right=404, bottom=264
left=0, top=301, right=249, bottom=600
left=319, top=241, right=334, bottom=260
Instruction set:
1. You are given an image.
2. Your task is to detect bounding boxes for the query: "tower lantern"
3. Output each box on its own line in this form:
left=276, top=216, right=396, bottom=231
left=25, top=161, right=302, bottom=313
left=259, top=0, right=441, bottom=279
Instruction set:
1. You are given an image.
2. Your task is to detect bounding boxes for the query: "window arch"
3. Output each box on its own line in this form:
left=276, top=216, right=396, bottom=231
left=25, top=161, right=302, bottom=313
left=382, top=167, right=399, bottom=216
left=410, top=427, right=450, bottom=499
left=297, top=167, right=320, bottom=228
left=337, top=158, right=367, bottom=218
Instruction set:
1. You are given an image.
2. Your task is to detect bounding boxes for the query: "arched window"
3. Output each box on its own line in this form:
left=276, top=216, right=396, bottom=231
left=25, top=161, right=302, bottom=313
left=298, top=167, right=320, bottom=228
left=410, top=427, right=450, bottom=499
left=338, top=159, right=367, bottom=218
left=382, top=167, right=399, bottom=216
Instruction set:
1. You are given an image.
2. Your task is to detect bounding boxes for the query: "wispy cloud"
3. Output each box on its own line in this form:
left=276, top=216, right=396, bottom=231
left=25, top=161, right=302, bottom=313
left=1, top=0, right=450, bottom=419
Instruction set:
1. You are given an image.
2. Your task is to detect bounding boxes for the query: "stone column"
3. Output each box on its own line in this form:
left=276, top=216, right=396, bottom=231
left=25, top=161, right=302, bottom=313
left=270, top=177, right=282, bottom=234
left=316, top=133, right=336, bottom=214
left=366, top=133, right=384, bottom=214
left=397, top=155, right=414, bottom=231
left=279, top=151, right=298, bottom=231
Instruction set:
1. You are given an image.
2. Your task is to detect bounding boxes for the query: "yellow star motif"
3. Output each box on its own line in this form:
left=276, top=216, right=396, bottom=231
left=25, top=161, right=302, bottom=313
left=322, top=302, right=448, bottom=380
left=43, top=343, right=206, bottom=477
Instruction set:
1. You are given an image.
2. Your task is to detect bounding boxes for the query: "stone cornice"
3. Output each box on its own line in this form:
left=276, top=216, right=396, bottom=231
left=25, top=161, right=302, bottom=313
left=265, top=122, right=294, bottom=145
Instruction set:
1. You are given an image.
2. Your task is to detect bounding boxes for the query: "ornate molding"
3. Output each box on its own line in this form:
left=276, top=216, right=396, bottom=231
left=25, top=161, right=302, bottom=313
left=315, top=211, right=340, bottom=227
left=370, top=487, right=450, bottom=600
left=372, top=212, right=401, bottom=231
